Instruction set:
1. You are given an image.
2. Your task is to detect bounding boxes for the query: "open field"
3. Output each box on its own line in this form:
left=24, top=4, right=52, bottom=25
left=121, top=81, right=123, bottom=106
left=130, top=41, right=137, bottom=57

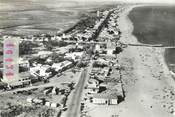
left=0, top=0, right=119, bottom=36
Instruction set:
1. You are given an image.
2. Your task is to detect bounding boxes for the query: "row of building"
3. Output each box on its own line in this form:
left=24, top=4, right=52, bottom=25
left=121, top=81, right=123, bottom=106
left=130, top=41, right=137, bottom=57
left=85, top=57, right=124, bottom=105
left=83, top=8, right=124, bottom=106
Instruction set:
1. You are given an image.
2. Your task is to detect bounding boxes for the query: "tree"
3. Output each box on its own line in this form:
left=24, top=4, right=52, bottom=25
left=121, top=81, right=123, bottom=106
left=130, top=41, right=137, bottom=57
left=50, top=53, right=64, bottom=63
left=44, top=42, right=53, bottom=51
left=113, top=47, right=123, bottom=54
left=77, top=62, right=87, bottom=68
left=19, top=41, right=39, bottom=55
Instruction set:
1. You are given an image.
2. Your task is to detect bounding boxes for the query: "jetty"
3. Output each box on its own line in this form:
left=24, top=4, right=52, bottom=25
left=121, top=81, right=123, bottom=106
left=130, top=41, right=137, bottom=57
left=126, top=43, right=175, bottom=48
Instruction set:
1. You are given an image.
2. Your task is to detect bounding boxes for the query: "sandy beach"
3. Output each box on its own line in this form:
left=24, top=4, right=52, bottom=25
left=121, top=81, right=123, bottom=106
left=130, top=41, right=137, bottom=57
left=116, top=5, right=175, bottom=117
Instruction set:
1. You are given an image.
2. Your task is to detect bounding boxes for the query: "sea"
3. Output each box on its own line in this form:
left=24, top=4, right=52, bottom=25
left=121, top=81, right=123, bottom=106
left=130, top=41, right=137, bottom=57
left=128, top=5, right=175, bottom=73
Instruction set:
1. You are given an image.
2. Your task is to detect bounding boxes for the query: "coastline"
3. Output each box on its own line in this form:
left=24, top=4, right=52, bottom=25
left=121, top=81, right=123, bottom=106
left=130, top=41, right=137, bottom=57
left=128, top=4, right=175, bottom=76
left=117, top=4, right=175, bottom=117
left=124, top=4, right=175, bottom=85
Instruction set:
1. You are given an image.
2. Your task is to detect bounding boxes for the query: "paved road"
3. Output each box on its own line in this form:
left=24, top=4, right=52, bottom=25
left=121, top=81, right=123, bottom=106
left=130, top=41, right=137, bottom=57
left=66, top=60, right=93, bottom=117
left=0, top=82, right=60, bottom=95
left=66, top=68, right=88, bottom=117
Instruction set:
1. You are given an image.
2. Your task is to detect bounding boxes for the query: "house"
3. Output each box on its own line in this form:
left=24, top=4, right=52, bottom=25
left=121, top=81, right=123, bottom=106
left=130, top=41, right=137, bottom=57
left=37, top=51, right=53, bottom=59
left=87, top=87, right=99, bottom=94
left=43, top=87, right=53, bottom=95
left=88, top=79, right=99, bottom=88
left=68, top=44, right=81, bottom=52
left=74, top=45, right=84, bottom=52
left=59, top=85, right=71, bottom=94
left=103, top=78, right=120, bottom=84
left=26, top=97, right=33, bottom=103
left=95, top=44, right=101, bottom=52
left=104, top=82, right=125, bottom=103
left=32, top=98, right=44, bottom=105
left=30, top=65, right=40, bottom=77
left=91, top=92, right=118, bottom=105
left=38, top=65, right=51, bottom=78
left=62, top=33, right=71, bottom=39
left=87, top=79, right=99, bottom=94
left=51, top=60, right=73, bottom=72
left=114, top=63, right=121, bottom=69
left=95, top=58, right=109, bottom=66
left=93, top=22, right=101, bottom=30
left=57, top=95, right=67, bottom=106
left=19, top=58, right=30, bottom=68
left=19, top=58, right=30, bottom=72
left=52, top=63, right=63, bottom=72
left=65, top=52, right=83, bottom=61
left=91, top=67, right=100, bottom=73
left=45, top=101, right=51, bottom=107
left=45, top=96, right=66, bottom=108
left=30, top=65, right=51, bottom=78
left=51, top=36, right=62, bottom=41
left=34, top=37, right=43, bottom=42
left=99, top=83, right=107, bottom=93
left=46, top=57, right=52, bottom=63
left=97, top=10, right=100, bottom=17
left=7, top=72, right=31, bottom=88
left=100, top=67, right=110, bottom=77
left=51, top=87, right=59, bottom=95
left=107, top=49, right=114, bottom=56
left=91, top=97, right=107, bottom=105
left=18, top=72, right=31, bottom=85
left=0, top=82, right=7, bottom=89
left=50, top=102, right=60, bottom=108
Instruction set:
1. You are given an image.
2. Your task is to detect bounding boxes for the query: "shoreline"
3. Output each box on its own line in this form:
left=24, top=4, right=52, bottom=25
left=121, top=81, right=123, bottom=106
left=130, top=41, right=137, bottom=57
left=117, top=4, right=175, bottom=117
left=127, top=4, right=175, bottom=76
left=121, top=4, right=174, bottom=82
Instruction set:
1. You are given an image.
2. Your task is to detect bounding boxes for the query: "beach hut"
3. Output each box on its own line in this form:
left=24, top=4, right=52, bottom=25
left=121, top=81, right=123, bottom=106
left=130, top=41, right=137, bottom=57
left=110, top=99, right=118, bottom=105
left=92, top=98, right=107, bottom=105
left=92, top=92, right=119, bottom=105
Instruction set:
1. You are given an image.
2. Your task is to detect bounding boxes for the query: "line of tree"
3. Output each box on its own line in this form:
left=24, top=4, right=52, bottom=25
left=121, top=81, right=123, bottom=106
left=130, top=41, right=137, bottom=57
left=19, top=41, right=39, bottom=55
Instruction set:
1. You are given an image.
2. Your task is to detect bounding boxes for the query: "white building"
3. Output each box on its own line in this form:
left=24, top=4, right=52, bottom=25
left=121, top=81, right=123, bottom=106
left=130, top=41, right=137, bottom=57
left=52, top=61, right=72, bottom=72
left=107, top=49, right=114, bottom=56
left=30, top=65, right=51, bottom=78
left=97, top=10, right=100, bottom=17
left=19, top=58, right=30, bottom=69
left=92, top=93, right=118, bottom=105
left=65, top=52, right=83, bottom=61
left=37, top=51, right=53, bottom=58
left=96, top=58, right=109, bottom=65
left=95, top=44, right=101, bottom=52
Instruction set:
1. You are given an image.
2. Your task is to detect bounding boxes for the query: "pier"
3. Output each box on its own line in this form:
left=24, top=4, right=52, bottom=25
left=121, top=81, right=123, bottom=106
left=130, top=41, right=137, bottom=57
left=127, top=43, right=175, bottom=49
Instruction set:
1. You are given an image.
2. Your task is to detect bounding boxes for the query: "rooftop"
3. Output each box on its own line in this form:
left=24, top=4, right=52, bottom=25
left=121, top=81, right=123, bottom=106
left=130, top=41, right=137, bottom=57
left=92, top=92, right=118, bottom=99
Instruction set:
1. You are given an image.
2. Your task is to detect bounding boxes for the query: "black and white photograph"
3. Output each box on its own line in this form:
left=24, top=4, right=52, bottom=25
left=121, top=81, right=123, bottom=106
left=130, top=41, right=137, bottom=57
left=0, top=0, right=175, bottom=117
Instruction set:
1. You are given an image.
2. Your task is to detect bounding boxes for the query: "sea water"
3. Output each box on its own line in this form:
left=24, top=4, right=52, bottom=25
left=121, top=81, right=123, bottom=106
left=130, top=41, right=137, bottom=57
left=128, top=5, right=175, bottom=73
